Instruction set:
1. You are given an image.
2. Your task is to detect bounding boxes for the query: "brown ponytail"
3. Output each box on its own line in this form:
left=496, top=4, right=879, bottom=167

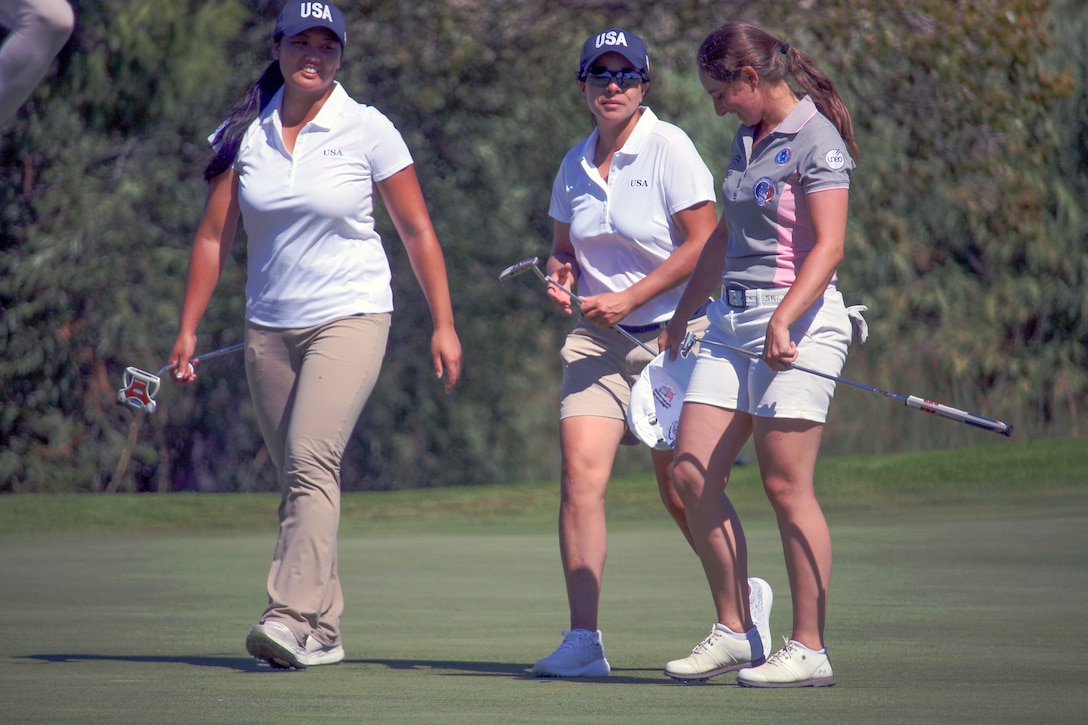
left=698, top=22, right=858, bottom=159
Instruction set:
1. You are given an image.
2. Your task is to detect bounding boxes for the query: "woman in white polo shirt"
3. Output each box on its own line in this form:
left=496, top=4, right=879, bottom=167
left=530, top=28, right=776, bottom=678
left=168, top=1, right=461, bottom=670
left=660, top=22, right=860, bottom=687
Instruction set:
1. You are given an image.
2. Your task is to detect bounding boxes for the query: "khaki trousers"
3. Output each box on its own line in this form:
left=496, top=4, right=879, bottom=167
left=245, top=313, right=391, bottom=648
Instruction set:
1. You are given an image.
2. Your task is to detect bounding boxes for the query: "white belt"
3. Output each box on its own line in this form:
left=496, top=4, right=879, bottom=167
left=723, top=285, right=789, bottom=309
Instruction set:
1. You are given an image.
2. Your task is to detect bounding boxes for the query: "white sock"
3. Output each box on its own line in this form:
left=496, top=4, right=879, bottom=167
left=713, top=622, right=748, bottom=639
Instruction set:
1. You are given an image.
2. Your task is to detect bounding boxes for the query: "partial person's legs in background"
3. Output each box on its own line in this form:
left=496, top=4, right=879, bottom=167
left=657, top=313, right=711, bottom=550
left=652, top=447, right=693, bottom=548
left=0, top=0, right=74, bottom=123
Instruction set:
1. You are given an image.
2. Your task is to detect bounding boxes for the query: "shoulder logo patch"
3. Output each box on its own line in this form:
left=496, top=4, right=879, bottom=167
left=825, top=148, right=846, bottom=170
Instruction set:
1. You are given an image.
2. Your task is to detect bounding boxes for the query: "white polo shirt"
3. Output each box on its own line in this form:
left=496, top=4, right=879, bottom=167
left=549, top=107, right=716, bottom=328
left=232, top=82, right=413, bottom=328
left=721, top=95, right=854, bottom=290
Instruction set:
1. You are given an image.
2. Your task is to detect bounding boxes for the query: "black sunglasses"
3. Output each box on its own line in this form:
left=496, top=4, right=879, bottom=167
left=583, top=69, right=646, bottom=90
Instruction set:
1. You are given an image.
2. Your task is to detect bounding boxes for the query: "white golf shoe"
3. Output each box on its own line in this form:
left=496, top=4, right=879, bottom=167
left=532, top=629, right=611, bottom=677
left=737, top=638, right=836, bottom=688
left=245, top=622, right=345, bottom=669
left=664, top=576, right=772, bottom=682
left=664, top=622, right=763, bottom=681
left=748, top=577, right=774, bottom=661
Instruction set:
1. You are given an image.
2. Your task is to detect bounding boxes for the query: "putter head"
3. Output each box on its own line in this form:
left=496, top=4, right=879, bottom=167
left=680, top=332, right=697, bottom=358
left=117, top=367, right=160, bottom=414
left=498, top=257, right=541, bottom=281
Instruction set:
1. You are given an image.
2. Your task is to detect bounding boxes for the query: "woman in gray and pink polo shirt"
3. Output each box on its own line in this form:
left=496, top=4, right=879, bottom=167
left=661, top=22, right=860, bottom=688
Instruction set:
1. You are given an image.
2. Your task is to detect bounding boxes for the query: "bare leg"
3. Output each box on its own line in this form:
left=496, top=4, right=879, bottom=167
left=652, top=447, right=694, bottom=549
left=558, top=415, right=625, bottom=631
left=671, top=402, right=755, bottom=633
left=752, top=417, right=830, bottom=650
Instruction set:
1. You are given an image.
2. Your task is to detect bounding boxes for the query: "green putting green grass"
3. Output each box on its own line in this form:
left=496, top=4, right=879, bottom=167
left=1, top=437, right=1085, bottom=723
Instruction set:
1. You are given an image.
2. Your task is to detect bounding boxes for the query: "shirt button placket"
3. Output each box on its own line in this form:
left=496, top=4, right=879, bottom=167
left=601, top=163, right=617, bottom=233
left=290, top=128, right=309, bottom=187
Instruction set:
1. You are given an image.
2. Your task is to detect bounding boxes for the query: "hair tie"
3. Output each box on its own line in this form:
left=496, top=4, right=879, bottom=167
left=781, top=44, right=791, bottom=56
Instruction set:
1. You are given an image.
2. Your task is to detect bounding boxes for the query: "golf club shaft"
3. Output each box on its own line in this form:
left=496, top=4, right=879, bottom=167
left=193, top=342, right=245, bottom=363
left=531, top=267, right=657, bottom=355
left=155, top=342, right=245, bottom=377
left=692, top=336, right=1013, bottom=437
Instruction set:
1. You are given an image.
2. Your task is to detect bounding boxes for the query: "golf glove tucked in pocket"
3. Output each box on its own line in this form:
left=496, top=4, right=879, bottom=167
left=846, top=305, right=869, bottom=345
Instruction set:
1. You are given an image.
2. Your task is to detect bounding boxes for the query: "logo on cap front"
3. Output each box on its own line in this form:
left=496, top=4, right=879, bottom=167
left=595, top=30, right=629, bottom=48
left=300, top=2, right=334, bottom=21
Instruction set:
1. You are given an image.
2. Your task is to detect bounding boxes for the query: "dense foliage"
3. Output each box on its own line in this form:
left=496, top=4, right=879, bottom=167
left=1, top=0, right=1084, bottom=492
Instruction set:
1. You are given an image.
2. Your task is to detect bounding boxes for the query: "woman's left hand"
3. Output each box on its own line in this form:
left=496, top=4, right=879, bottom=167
left=658, top=319, right=686, bottom=361
left=431, top=326, right=462, bottom=392
left=578, top=290, right=632, bottom=327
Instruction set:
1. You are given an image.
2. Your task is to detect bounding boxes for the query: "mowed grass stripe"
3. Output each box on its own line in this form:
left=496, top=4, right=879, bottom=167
left=1, top=437, right=1083, bottom=533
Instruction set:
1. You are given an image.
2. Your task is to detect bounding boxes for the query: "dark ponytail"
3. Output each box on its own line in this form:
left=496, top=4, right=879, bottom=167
left=203, top=61, right=284, bottom=182
left=698, top=22, right=859, bottom=159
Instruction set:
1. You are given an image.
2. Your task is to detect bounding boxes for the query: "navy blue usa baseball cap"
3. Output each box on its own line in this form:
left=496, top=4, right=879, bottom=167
left=578, top=28, right=649, bottom=78
left=274, top=1, right=346, bottom=48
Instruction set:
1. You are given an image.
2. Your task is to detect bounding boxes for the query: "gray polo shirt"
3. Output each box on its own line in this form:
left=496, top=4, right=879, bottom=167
left=721, top=95, right=854, bottom=290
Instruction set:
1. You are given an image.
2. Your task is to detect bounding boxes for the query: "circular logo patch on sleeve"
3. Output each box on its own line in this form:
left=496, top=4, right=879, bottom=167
left=825, top=148, right=846, bottom=170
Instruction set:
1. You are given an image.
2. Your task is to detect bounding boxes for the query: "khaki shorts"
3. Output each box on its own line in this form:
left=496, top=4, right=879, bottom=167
left=560, top=314, right=710, bottom=441
left=685, top=290, right=851, bottom=422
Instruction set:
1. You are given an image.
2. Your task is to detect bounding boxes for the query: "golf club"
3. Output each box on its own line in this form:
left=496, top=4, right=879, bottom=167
left=117, top=342, right=245, bottom=414
left=499, top=256, right=656, bottom=355
left=679, top=332, right=1013, bottom=436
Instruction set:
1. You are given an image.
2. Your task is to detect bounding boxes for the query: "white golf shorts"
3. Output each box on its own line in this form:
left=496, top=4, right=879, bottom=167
left=685, top=289, right=851, bottom=422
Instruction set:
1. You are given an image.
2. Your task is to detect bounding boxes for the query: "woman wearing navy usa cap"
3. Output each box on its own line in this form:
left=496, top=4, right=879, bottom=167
left=273, top=0, right=346, bottom=48
left=169, top=0, right=462, bottom=669
left=577, top=27, right=649, bottom=79
left=531, top=27, right=774, bottom=679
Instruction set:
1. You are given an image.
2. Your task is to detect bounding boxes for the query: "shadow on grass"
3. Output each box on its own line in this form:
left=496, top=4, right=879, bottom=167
left=22, top=653, right=266, bottom=672
left=19, top=654, right=698, bottom=684
left=356, top=659, right=709, bottom=685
